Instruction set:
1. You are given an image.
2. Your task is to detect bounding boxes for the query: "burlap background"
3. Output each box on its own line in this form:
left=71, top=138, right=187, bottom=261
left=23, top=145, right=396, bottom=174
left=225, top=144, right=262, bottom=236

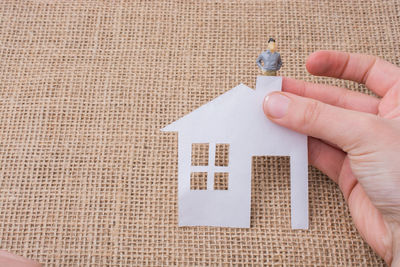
left=0, top=0, right=398, bottom=266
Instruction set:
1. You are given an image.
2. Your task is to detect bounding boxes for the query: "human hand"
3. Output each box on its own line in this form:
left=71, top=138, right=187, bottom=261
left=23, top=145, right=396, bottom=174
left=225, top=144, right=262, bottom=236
left=0, top=250, right=41, bottom=267
left=263, top=50, right=400, bottom=266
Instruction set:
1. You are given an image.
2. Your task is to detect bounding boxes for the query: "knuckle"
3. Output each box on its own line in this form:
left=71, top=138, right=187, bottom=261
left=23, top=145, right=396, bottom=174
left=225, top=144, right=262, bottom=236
left=301, top=100, right=322, bottom=130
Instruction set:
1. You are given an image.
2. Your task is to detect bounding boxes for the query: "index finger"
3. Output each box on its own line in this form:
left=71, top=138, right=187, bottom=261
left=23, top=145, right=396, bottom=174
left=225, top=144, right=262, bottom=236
left=306, top=50, right=400, bottom=97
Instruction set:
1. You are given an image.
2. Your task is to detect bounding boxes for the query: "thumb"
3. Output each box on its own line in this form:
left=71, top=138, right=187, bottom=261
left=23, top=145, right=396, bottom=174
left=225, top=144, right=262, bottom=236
left=263, top=92, right=379, bottom=151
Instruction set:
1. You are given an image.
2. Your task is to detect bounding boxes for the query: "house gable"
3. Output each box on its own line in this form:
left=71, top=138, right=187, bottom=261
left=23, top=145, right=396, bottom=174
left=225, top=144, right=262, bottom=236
left=161, top=83, right=253, bottom=134
left=162, top=77, right=301, bottom=152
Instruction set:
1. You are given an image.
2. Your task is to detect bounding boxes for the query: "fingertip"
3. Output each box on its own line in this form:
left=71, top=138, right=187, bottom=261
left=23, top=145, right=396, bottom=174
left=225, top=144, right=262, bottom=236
left=0, top=250, right=42, bottom=267
left=306, top=50, right=332, bottom=75
left=262, top=94, right=270, bottom=117
left=263, top=92, right=291, bottom=119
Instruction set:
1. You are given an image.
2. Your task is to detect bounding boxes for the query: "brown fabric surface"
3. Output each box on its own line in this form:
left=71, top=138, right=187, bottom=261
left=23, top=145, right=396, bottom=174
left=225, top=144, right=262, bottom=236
left=0, top=0, right=397, bottom=265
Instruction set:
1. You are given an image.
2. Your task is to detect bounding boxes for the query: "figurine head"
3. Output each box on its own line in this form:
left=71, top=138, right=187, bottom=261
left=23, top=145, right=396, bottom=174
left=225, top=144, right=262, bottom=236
left=267, top=38, right=277, bottom=53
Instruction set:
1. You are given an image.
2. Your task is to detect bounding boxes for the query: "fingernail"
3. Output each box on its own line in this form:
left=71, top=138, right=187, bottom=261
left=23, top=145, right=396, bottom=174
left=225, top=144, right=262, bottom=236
left=264, top=93, right=290, bottom=118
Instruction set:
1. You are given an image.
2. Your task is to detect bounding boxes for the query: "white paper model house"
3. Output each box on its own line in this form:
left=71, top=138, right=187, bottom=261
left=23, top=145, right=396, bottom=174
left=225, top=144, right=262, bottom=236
left=162, top=76, right=308, bottom=229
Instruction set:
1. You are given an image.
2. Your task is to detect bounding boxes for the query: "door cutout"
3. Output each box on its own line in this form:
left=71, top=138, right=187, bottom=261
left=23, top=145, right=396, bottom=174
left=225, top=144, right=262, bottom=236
left=251, top=156, right=291, bottom=227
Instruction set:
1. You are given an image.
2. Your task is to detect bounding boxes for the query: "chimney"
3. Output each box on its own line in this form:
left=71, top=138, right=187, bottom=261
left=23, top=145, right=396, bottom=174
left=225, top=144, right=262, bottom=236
left=255, top=76, right=282, bottom=97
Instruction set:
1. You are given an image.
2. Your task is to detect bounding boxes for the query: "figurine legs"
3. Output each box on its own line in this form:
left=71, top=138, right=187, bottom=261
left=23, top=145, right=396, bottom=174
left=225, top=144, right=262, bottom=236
left=262, top=70, right=277, bottom=76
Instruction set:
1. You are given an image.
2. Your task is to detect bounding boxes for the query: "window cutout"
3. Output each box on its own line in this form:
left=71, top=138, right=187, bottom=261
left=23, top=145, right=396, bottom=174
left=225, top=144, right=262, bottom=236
left=215, top=143, right=229, bottom=166
left=191, top=143, right=209, bottom=166
left=214, top=172, right=229, bottom=190
left=190, top=172, right=208, bottom=190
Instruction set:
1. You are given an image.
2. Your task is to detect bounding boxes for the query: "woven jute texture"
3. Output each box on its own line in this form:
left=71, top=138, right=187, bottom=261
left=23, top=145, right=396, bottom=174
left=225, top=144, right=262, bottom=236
left=0, top=0, right=398, bottom=266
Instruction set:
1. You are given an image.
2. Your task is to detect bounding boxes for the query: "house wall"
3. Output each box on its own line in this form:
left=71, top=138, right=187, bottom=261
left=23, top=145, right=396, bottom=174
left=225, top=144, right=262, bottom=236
left=174, top=91, right=308, bottom=229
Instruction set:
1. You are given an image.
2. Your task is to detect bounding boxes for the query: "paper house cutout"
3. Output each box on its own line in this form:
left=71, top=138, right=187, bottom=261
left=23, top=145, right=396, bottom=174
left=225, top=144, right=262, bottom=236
left=162, top=76, right=308, bottom=229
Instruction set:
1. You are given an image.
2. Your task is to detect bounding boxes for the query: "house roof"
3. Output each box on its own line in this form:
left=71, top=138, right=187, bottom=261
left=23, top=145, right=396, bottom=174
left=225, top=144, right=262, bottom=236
left=161, top=76, right=304, bottom=154
left=161, top=76, right=283, bottom=135
left=161, top=83, right=253, bottom=132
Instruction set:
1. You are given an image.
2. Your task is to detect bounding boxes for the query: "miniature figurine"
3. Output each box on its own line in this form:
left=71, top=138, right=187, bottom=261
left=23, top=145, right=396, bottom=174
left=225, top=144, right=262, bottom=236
left=256, top=38, right=282, bottom=76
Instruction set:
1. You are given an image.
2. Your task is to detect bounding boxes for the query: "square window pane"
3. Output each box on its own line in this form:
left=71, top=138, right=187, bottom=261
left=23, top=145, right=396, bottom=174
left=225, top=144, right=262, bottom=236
left=215, top=144, right=229, bottom=166
left=190, top=172, right=207, bottom=190
left=214, top=172, right=228, bottom=190
left=191, top=143, right=209, bottom=166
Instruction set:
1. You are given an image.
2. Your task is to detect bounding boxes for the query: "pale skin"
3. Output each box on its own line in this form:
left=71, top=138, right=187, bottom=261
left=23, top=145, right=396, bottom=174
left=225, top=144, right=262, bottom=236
left=0, top=250, right=41, bottom=267
left=268, top=41, right=276, bottom=53
left=263, top=50, right=400, bottom=266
